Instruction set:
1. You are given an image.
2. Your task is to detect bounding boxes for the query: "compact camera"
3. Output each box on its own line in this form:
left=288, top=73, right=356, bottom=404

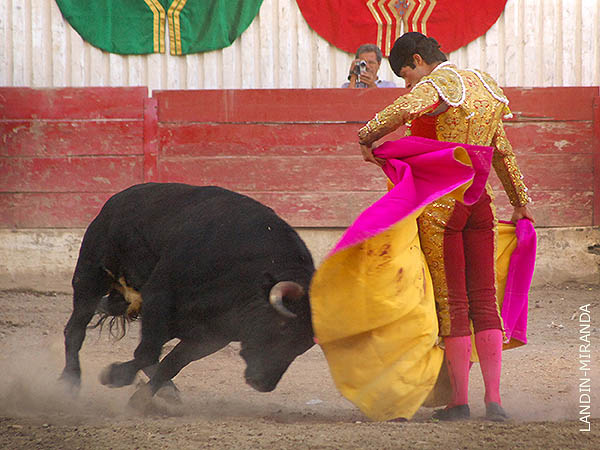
left=353, top=60, right=368, bottom=76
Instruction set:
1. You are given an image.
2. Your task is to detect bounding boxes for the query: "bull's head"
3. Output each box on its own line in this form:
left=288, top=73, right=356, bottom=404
left=241, top=280, right=314, bottom=392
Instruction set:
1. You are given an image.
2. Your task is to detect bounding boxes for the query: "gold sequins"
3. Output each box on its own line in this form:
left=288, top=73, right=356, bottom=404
left=358, top=83, right=440, bottom=144
left=417, top=196, right=456, bottom=336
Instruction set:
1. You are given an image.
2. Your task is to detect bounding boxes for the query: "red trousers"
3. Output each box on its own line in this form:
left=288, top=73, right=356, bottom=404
left=418, top=190, right=502, bottom=337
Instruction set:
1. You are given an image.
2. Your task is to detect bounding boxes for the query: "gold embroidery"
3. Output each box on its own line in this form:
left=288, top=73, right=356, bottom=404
left=427, top=69, right=530, bottom=207
left=435, top=106, right=468, bottom=144
left=417, top=195, right=455, bottom=336
left=486, top=187, right=507, bottom=341
left=416, top=65, right=465, bottom=106
left=358, top=82, right=439, bottom=144
left=467, top=69, right=509, bottom=105
left=492, top=123, right=530, bottom=206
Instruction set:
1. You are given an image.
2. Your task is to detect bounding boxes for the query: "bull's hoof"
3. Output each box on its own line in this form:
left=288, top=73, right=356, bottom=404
left=58, top=370, right=81, bottom=395
left=245, top=377, right=276, bottom=393
left=128, top=384, right=154, bottom=413
left=128, top=384, right=184, bottom=417
left=99, top=361, right=137, bottom=387
left=156, top=383, right=182, bottom=404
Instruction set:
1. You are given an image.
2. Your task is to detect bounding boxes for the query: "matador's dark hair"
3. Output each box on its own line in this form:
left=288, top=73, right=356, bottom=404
left=388, top=32, right=447, bottom=76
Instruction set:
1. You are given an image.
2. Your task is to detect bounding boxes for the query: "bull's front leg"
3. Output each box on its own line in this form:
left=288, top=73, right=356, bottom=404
left=100, top=290, right=171, bottom=388
left=128, top=336, right=229, bottom=412
left=60, top=280, right=108, bottom=391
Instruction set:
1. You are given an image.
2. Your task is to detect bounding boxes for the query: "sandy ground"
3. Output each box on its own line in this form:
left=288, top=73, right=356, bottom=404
left=0, top=283, right=598, bottom=449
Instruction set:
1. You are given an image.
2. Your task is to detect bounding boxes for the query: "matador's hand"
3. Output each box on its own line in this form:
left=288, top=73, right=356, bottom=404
left=360, top=143, right=386, bottom=167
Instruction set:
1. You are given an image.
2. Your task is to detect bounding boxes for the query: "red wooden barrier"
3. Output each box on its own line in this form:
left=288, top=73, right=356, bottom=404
left=1, top=86, right=598, bottom=228
left=594, top=90, right=600, bottom=226
left=0, top=87, right=148, bottom=228
left=153, top=87, right=599, bottom=227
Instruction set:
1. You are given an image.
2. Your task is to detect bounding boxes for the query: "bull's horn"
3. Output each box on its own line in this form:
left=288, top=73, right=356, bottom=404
left=269, top=281, right=303, bottom=319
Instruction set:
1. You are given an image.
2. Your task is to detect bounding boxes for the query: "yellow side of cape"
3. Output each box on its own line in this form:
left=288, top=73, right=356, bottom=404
left=311, top=213, right=522, bottom=420
left=310, top=210, right=444, bottom=421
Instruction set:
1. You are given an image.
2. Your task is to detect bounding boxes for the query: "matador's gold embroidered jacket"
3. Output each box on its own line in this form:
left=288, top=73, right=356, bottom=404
left=358, top=62, right=530, bottom=207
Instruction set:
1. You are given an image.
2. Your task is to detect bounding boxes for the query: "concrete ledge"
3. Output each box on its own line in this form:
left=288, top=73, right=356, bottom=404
left=1, top=227, right=599, bottom=293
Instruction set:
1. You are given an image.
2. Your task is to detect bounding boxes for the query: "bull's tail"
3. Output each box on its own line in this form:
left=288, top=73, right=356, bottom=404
left=88, top=312, right=130, bottom=339
left=87, top=289, right=139, bottom=339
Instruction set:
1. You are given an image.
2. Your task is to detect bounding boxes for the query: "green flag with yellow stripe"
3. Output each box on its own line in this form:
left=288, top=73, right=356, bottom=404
left=55, top=0, right=264, bottom=55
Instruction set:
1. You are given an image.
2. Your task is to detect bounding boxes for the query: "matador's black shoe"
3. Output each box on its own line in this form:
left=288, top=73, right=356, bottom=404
left=432, top=404, right=470, bottom=421
left=485, top=402, right=508, bottom=422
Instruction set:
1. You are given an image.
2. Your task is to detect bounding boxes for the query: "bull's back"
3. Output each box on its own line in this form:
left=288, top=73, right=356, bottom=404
left=76, top=183, right=312, bottom=287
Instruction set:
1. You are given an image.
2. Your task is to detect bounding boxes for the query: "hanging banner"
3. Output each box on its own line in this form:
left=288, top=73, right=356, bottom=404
left=296, top=0, right=508, bottom=56
left=55, top=0, right=264, bottom=55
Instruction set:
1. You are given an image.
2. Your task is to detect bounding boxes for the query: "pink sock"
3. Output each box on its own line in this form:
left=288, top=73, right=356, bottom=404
left=444, top=335, right=472, bottom=407
left=475, top=329, right=503, bottom=405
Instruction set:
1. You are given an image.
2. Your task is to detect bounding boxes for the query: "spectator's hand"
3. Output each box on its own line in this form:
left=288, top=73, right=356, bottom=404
left=359, top=70, right=377, bottom=88
left=511, top=205, right=535, bottom=224
left=348, top=59, right=360, bottom=76
left=360, top=143, right=386, bottom=166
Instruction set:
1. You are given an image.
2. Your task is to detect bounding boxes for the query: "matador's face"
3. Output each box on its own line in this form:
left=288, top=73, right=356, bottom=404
left=398, top=54, right=436, bottom=89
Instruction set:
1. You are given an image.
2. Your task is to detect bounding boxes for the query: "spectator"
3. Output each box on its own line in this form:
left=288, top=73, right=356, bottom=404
left=341, top=44, right=396, bottom=88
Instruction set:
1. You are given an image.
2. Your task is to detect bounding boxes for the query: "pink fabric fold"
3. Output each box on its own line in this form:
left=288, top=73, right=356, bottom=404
left=500, top=218, right=537, bottom=344
left=332, top=136, right=493, bottom=253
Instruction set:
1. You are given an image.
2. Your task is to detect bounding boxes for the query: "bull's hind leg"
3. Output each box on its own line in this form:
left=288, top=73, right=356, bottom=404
left=60, top=266, right=111, bottom=390
left=128, top=337, right=229, bottom=412
left=100, top=290, right=172, bottom=388
left=142, top=364, right=181, bottom=403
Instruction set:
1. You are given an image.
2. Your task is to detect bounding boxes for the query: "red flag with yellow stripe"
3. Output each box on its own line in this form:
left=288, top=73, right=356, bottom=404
left=296, top=0, right=507, bottom=56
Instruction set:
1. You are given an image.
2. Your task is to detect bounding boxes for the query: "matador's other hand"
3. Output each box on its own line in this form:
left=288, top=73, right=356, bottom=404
left=511, top=205, right=535, bottom=224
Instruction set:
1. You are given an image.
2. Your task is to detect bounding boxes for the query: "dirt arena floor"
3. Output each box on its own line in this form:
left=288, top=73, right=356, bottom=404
left=0, top=282, right=598, bottom=449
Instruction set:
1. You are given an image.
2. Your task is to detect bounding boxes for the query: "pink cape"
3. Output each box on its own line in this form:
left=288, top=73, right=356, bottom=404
left=309, top=136, right=536, bottom=418
left=332, top=136, right=535, bottom=344
left=333, top=136, right=493, bottom=253
left=499, top=219, right=537, bottom=344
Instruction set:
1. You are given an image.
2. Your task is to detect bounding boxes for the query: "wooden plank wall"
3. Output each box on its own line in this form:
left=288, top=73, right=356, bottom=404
left=495, top=87, right=598, bottom=226
left=153, top=87, right=600, bottom=227
left=1, top=86, right=598, bottom=228
left=152, top=89, right=399, bottom=227
left=0, top=87, right=148, bottom=227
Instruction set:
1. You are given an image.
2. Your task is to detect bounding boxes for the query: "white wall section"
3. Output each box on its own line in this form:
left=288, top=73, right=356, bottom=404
left=1, top=0, right=599, bottom=91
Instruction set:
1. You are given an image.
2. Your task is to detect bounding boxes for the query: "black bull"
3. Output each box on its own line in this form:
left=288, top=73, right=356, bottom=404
left=60, top=183, right=315, bottom=406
